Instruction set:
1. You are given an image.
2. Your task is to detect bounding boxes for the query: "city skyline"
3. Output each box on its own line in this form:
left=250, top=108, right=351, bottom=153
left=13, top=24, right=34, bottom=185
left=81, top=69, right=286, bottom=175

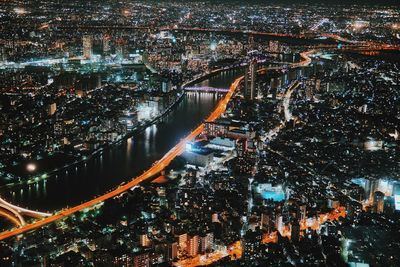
left=0, top=0, right=399, bottom=266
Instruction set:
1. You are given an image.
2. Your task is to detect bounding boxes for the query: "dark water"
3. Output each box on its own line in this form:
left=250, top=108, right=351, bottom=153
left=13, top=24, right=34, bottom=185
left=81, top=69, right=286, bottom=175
left=0, top=69, right=244, bottom=212
left=0, top=218, right=11, bottom=232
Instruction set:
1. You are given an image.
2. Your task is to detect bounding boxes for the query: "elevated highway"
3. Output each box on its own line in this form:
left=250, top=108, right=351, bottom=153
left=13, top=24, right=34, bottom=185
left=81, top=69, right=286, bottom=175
left=0, top=198, right=51, bottom=220
left=0, top=198, right=52, bottom=228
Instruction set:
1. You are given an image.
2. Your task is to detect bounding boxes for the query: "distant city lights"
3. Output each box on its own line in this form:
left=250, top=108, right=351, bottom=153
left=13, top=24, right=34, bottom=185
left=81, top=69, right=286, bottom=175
left=14, top=7, right=27, bottom=15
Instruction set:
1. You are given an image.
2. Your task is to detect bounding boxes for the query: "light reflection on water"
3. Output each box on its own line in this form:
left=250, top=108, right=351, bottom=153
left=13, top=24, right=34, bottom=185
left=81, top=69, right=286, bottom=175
left=2, top=69, right=243, bottom=211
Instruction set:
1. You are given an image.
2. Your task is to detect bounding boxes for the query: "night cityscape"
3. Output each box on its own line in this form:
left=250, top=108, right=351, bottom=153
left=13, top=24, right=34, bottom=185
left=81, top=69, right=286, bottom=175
left=0, top=0, right=399, bottom=266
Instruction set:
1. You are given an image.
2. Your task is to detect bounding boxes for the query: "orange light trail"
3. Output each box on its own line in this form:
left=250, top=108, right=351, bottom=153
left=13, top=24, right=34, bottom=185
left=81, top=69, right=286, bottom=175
left=0, top=209, right=22, bottom=228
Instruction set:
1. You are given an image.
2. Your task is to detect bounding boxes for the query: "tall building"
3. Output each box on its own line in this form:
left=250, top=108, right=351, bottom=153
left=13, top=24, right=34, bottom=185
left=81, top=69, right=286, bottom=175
left=82, top=35, right=92, bottom=59
left=299, top=204, right=307, bottom=224
left=315, top=78, right=321, bottom=91
left=212, top=213, right=220, bottom=223
left=0, top=45, right=7, bottom=62
left=270, top=77, right=281, bottom=99
left=103, top=34, right=111, bottom=55
left=47, top=103, right=57, bottom=116
left=176, top=232, right=187, bottom=250
left=305, top=79, right=315, bottom=100
left=132, top=252, right=150, bottom=267
left=204, top=119, right=231, bottom=137
left=260, top=213, right=269, bottom=230
left=366, top=179, right=379, bottom=202
left=199, top=232, right=213, bottom=253
left=166, top=242, right=178, bottom=261
left=291, top=219, right=300, bottom=243
left=114, top=254, right=132, bottom=266
left=248, top=34, right=255, bottom=50
left=187, top=235, right=199, bottom=257
left=243, top=229, right=263, bottom=262
left=373, top=191, right=385, bottom=214
left=244, top=59, right=257, bottom=100
left=162, top=80, right=172, bottom=93
left=116, top=38, right=127, bottom=60
left=139, top=233, right=151, bottom=247
left=275, top=214, right=283, bottom=233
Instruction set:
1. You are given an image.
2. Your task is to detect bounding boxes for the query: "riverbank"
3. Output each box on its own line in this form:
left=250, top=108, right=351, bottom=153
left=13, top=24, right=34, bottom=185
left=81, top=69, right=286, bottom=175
left=0, top=61, right=247, bottom=242
left=0, top=66, right=242, bottom=191
left=0, top=48, right=315, bottom=240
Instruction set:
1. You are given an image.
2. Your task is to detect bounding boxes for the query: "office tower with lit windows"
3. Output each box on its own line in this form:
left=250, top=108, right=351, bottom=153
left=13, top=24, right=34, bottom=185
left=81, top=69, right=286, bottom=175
left=116, top=38, right=128, bottom=60
left=103, top=34, right=111, bottom=55
left=244, top=59, right=257, bottom=100
left=243, top=229, right=263, bottom=262
left=82, top=35, right=93, bottom=59
left=374, top=191, right=385, bottom=214
left=47, top=103, right=57, bottom=116
left=291, top=219, right=301, bottom=243
left=187, top=235, right=199, bottom=257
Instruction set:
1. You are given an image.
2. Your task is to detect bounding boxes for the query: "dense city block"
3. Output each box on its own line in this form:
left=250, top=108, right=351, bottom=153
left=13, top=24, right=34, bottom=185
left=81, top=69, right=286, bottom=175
left=0, top=1, right=399, bottom=266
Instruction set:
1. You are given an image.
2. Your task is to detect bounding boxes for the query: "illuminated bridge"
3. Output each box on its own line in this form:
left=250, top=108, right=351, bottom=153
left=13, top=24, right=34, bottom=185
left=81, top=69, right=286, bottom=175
left=184, top=86, right=230, bottom=93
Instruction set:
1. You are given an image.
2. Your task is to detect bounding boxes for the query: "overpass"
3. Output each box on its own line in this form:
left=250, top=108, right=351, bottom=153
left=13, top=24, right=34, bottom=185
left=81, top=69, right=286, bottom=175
left=0, top=204, right=25, bottom=227
left=0, top=198, right=51, bottom=219
left=0, top=198, right=52, bottom=227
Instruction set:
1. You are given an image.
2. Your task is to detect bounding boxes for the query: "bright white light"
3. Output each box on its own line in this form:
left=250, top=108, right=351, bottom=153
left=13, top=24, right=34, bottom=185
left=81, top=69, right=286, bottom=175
left=14, top=7, right=27, bottom=15
left=185, top=143, right=192, bottom=152
left=395, top=195, right=400, bottom=211
left=210, top=41, right=217, bottom=51
left=27, top=163, right=36, bottom=172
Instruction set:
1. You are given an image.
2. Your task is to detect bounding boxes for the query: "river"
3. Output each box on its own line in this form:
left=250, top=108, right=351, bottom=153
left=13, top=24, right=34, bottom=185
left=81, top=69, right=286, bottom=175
left=0, top=68, right=244, bottom=212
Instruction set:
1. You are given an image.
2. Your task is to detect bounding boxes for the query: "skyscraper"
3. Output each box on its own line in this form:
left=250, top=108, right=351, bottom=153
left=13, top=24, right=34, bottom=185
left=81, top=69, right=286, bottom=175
left=47, top=103, right=57, bottom=116
left=186, top=235, right=199, bottom=257
left=116, top=38, right=127, bottom=60
left=260, top=213, right=269, bottom=230
left=275, top=214, right=283, bottom=233
left=244, top=59, right=257, bottom=100
left=83, top=35, right=93, bottom=59
left=199, top=232, right=213, bottom=253
left=374, top=191, right=385, bottom=214
left=243, top=229, right=263, bottom=262
left=291, top=219, right=300, bottom=243
left=299, top=204, right=307, bottom=223
left=0, top=45, right=7, bottom=62
left=103, top=34, right=111, bottom=55
left=139, top=233, right=151, bottom=247
left=248, top=34, right=255, bottom=50
left=166, top=242, right=178, bottom=261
